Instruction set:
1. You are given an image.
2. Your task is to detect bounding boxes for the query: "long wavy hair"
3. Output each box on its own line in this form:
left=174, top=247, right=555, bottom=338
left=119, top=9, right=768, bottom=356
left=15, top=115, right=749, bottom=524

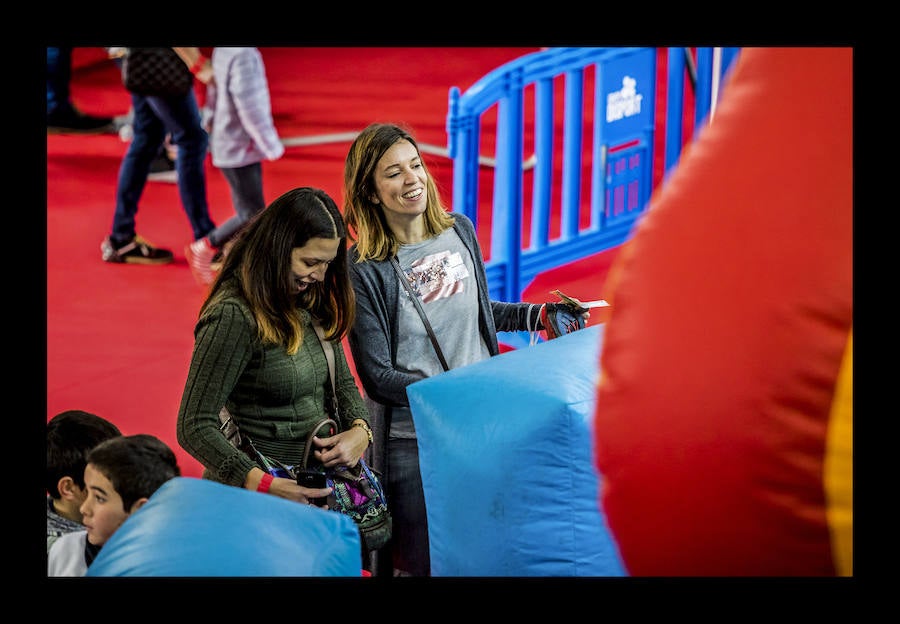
left=343, top=122, right=455, bottom=262
left=200, top=187, right=356, bottom=353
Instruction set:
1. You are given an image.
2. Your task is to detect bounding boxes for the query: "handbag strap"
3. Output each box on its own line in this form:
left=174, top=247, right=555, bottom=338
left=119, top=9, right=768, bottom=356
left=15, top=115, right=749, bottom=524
left=389, top=256, right=450, bottom=372
left=308, top=319, right=342, bottom=471
left=312, top=318, right=338, bottom=395
left=312, top=317, right=343, bottom=422
left=302, top=418, right=339, bottom=469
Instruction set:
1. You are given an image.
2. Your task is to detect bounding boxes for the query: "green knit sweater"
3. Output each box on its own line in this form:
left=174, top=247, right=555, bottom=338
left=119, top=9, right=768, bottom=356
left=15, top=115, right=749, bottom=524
left=176, top=284, right=370, bottom=487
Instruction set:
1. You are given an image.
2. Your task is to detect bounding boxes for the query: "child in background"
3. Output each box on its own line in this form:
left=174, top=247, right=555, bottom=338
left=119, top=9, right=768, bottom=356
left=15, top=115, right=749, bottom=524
left=47, top=434, right=180, bottom=576
left=47, top=410, right=122, bottom=553
left=185, top=47, right=285, bottom=285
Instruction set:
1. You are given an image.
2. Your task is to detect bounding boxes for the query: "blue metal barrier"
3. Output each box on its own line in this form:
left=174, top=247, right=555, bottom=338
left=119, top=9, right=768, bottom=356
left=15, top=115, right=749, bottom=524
left=665, top=47, right=741, bottom=179
left=447, top=47, right=740, bottom=305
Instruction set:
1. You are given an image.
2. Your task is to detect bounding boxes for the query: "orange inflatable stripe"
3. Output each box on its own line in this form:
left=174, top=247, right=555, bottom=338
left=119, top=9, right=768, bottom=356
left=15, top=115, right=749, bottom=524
left=825, top=330, right=853, bottom=576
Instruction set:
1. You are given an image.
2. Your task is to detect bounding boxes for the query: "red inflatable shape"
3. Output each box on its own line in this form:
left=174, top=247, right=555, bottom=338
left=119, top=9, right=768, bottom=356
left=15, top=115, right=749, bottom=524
left=594, top=47, right=853, bottom=576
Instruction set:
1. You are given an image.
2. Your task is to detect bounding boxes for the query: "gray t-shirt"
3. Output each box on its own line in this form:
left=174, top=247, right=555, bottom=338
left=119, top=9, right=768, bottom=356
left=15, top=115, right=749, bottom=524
left=391, top=228, right=491, bottom=437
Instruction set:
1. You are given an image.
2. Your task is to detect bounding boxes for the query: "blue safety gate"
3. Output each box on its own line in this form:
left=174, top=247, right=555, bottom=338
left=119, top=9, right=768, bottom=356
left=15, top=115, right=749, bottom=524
left=446, top=47, right=740, bottom=307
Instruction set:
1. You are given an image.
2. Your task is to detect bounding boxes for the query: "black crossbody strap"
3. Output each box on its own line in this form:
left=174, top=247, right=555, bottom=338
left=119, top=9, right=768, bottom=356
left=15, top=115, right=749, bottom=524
left=389, top=256, right=450, bottom=372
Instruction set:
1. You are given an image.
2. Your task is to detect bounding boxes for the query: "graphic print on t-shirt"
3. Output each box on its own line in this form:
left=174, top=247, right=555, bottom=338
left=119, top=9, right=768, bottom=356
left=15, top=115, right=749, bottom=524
left=406, top=250, right=470, bottom=303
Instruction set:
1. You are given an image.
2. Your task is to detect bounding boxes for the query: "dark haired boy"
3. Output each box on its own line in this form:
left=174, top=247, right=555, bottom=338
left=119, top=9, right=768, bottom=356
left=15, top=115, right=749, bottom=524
left=46, top=410, right=122, bottom=552
left=47, top=434, right=181, bottom=576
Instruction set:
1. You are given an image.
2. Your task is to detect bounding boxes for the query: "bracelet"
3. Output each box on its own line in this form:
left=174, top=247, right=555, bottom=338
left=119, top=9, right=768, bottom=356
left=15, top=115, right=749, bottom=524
left=351, top=420, right=374, bottom=445
left=257, top=473, right=274, bottom=493
left=189, top=54, right=207, bottom=75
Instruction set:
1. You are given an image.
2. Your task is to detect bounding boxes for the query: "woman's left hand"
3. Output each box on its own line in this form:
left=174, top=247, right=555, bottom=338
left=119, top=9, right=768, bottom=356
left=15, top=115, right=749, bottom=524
left=309, top=426, right=368, bottom=469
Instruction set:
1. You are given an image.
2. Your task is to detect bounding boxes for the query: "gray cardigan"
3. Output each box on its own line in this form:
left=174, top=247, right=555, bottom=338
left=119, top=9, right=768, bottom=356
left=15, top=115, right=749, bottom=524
left=347, top=213, right=541, bottom=409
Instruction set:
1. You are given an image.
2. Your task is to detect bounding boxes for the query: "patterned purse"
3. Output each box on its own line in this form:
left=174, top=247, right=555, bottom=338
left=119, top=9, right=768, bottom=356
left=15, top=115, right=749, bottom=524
left=122, top=48, right=193, bottom=97
left=308, top=319, right=391, bottom=552
left=301, top=418, right=392, bottom=552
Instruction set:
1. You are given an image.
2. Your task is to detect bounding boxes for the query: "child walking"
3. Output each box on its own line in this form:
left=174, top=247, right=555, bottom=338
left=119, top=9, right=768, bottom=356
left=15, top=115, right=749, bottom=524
left=186, top=47, right=285, bottom=285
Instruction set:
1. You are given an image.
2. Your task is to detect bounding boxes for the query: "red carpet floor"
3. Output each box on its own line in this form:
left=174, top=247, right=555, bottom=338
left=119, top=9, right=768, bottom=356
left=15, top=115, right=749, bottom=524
left=47, top=47, right=620, bottom=478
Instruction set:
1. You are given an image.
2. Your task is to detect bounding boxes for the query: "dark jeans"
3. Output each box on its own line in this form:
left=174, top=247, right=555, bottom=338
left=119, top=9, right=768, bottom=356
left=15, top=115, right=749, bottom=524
left=46, top=47, right=72, bottom=117
left=110, top=90, right=215, bottom=244
left=384, top=435, right=431, bottom=576
left=208, top=163, right=266, bottom=248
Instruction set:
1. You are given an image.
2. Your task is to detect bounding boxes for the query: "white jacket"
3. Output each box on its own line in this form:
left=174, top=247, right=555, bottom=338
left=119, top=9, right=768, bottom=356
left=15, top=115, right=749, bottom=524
left=47, top=530, right=89, bottom=577
left=204, top=47, right=285, bottom=168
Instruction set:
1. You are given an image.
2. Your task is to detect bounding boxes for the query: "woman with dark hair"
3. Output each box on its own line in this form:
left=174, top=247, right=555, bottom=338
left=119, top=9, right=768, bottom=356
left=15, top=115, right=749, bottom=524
left=342, top=123, right=587, bottom=576
left=177, top=187, right=372, bottom=512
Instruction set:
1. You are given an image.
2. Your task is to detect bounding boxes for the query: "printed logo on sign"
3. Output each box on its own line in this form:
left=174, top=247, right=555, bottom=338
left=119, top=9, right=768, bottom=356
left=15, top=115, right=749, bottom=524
left=606, top=76, right=643, bottom=123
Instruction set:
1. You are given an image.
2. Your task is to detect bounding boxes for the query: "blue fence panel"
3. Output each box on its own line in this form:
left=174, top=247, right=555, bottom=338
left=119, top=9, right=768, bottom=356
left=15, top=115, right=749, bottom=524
left=448, top=46, right=741, bottom=311
left=665, top=47, right=742, bottom=179
left=447, top=47, right=655, bottom=305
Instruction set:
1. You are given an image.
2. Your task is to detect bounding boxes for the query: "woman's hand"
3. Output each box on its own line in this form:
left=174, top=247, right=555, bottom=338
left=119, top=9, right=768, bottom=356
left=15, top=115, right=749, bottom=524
left=309, top=425, right=369, bottom=469
left=272, top=477, right=332, bottom=508
left=246, top=467, right=332, bottom=507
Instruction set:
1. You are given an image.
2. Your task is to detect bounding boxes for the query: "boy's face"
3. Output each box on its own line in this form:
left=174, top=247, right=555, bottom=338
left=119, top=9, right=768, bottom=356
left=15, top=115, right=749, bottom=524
left=80, top=463, right=130, bottom=546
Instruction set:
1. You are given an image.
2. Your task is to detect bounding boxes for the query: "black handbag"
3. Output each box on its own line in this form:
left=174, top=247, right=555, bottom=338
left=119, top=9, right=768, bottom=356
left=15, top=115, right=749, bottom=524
left=122, top=47, right=193, bottom=97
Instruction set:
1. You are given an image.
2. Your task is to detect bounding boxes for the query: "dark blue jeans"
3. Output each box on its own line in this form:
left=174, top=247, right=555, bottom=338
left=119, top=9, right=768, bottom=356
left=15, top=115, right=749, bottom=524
left=46, top=47, right=72, bottom=117
left=110, top=90, right=215, bottom=245
left=385, top=431, right=431, bottom=576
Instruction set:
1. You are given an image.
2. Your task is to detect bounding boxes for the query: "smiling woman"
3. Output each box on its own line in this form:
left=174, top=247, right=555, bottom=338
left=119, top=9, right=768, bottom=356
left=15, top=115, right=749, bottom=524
left=175, top=186, right=379, bottom=571
left=341, top=122, right=591, bottom=577
left=290, top=239, right=338, bottom=295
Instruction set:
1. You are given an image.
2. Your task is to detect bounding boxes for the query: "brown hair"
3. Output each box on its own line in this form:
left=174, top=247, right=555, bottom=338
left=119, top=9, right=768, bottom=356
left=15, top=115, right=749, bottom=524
left=201, top=187, right=356, bottom=353
left=343, top=122, right=454, bottom=262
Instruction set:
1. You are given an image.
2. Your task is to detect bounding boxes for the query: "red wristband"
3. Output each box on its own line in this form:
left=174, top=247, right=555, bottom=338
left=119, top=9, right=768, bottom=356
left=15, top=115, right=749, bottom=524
left=257, top=473, right=274, bottom=493
left=190, top=55, right=207, bottom=75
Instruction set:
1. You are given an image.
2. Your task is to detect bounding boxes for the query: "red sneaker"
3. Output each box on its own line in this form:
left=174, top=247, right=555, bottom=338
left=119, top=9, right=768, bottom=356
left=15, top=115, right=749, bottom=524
left=185, top=237, right=218, bottom=285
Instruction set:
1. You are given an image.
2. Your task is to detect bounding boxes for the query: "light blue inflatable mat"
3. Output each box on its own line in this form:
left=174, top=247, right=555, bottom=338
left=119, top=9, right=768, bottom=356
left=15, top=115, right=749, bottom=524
left=407, top=326, right=626, bottom=576
left=87, top=476, right=362, bottom=576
